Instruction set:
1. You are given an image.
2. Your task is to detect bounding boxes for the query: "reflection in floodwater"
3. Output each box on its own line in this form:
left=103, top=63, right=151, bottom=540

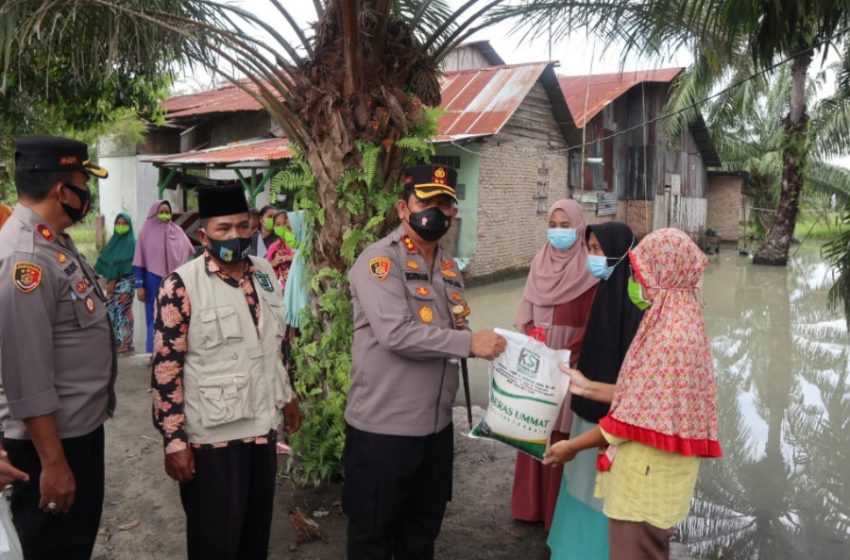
left=684, top=248, right=850, bottom=559
left=464, top=246, right=850, bottom=558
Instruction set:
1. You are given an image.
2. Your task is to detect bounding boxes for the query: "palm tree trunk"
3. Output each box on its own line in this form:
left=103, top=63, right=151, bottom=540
left=753, top=50, right=813, bottom=266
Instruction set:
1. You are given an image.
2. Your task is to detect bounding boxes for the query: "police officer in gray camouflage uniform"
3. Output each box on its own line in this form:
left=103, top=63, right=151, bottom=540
left=344, top=164, right=506, bottom=559
left=0, top=136, right=115, bottom=560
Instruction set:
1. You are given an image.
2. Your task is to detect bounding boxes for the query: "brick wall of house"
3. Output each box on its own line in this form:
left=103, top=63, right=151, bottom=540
left=707, top=173, right=744, bottom=241
left=469, top=142, right=568, bottom=280
left=623, top=200, right=654, bottom=238
left=468, top=82, right=569, bottom=280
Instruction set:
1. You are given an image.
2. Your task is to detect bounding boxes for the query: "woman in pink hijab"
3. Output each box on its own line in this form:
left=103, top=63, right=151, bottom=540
left=133, top=200, right=194, bottom=353
left=511, top=199, right=599, bottom=531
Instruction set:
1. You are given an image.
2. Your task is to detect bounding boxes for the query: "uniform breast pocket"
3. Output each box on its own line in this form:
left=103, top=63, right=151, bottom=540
left=72, top=292, right=107, bottom=329
left=405, top=283, right=437, bottom=324
left=265, top=300, right=286, bottom=338
left=198, top=306, right=243, bottom=349
left=197, top=373, right=253, bottom=427
left=444, top=286, right=468, bottom=314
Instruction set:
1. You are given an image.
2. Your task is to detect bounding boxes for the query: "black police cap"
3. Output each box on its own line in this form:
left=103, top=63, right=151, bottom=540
left=14, top=136, right=108, bottom=179
left=403, top=164, right=458, bottom=202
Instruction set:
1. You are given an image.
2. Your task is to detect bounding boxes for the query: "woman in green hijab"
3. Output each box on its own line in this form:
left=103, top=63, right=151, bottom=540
left=95, top=212, right=137, bottom=353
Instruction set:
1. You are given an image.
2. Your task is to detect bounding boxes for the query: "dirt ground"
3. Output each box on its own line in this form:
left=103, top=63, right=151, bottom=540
left=91, top=354, right=551, bottom=560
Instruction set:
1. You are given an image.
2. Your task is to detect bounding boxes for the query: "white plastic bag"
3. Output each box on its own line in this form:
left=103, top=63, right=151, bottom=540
left=469, top=328, right=570, bottom=461
left=0, top=491, right=23, bottom=560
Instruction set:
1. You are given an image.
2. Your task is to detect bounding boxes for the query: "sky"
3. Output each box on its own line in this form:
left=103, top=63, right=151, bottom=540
left=172, top=1, right=850, bottom=168
left=174, top=0, right=696, bottom=93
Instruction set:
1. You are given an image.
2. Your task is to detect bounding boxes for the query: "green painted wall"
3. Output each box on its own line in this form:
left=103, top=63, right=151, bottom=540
left=435, top=144, right=480, bottom=259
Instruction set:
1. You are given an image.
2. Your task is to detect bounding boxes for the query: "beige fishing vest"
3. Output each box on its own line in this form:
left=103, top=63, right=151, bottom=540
left=178, top=255, right=293, bottom=444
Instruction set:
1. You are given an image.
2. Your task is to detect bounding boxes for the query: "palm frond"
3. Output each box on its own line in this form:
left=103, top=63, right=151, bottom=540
left=810, top=95, right=850, bottom=160
left=805, top=162, right=850, bottom=204
left=663, top=48, right=729, bottom=140
left=0, top=0, right=225, bottom=93
left=824, top=208, right=850, bottom=328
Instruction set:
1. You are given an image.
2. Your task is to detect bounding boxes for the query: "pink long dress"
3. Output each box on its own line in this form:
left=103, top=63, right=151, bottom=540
left=510, top=284, right=597, bottom=531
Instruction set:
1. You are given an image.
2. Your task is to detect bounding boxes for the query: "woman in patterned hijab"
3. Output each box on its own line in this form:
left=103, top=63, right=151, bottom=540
left=544, top=228, right=721, bottom=560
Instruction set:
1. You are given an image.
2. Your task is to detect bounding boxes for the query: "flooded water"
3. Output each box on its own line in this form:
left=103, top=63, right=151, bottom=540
left=463, top=245, right=850, bottom=559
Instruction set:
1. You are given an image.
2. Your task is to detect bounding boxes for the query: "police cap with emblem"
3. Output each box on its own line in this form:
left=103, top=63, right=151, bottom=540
left=14, top=136, right=108, bottom=179
left=197, top=183, right=249, bottom=219
left=403, top=164, right=458, bottom=202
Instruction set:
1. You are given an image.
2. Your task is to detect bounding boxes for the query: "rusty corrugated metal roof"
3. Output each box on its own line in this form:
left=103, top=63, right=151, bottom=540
left=163, top=80, right=272, bottom=119
left=558, top=68, right=683, bottom=128
left=162, top=62, right=566, bottom=144
left=435, top=62, right=553, bottom=142
left=143, top=138, right=291, bottom=166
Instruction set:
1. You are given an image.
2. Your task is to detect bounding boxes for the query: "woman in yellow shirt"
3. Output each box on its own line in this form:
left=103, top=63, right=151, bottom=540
left=545, top=228, right=722, bottom=560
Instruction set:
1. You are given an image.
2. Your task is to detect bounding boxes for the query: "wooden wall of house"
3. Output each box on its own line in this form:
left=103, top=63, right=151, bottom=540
left=568, top=82, right=711, bottom=236
left=570, top=84, right=670, bottom=199
left=210, top=112, right=273, bottom=147
left=442, top=47, right=496, bottom=71
left=138, top=127, right=180, bottom=155
left=172, top=111, right=272, bottom=154
left=470, top=81, right=569, bottom=280
left=500, top=82, right=570, bottom=147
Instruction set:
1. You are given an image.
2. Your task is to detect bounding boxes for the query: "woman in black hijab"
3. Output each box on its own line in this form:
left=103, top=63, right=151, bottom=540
left=547, top=221, right=644, bottom=560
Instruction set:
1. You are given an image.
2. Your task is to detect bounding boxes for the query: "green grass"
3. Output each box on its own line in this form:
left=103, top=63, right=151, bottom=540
left=67, top=221, right=99, bottom=263
left=794, top=213, right=850, bottom=241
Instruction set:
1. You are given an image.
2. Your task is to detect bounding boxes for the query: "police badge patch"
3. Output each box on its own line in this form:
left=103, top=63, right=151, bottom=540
left=369, top=257, right=391, bottom=281
left=13, top=262, right=43, bottom=293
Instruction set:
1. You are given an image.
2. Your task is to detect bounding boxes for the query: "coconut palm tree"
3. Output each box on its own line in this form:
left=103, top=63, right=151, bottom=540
left=502, top=0, right=850, bottom=265
left=2, top=0, right=519, bottom=482
left=702, top=62, right=850, bottom=235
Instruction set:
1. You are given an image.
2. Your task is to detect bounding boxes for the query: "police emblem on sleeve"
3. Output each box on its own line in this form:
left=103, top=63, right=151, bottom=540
left=13, top=262, right=43, bottom=293
left=369, top=257, right=391, bottom=281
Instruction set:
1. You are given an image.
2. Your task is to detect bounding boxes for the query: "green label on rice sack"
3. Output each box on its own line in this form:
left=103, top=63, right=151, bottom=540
left=470, top=328, right=570, bottom=461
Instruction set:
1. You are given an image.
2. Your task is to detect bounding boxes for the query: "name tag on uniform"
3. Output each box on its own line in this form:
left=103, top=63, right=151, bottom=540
left=405, top=272, right=429, bottom=282
left=255, top=272, right=275, bottom=292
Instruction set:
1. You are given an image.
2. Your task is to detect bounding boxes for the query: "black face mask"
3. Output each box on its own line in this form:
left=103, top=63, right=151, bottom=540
left=407, top=206, right=452, bottom=242
left=207, top=235, right=252, bottom=263
left=60, top=183, right=91, bottom=223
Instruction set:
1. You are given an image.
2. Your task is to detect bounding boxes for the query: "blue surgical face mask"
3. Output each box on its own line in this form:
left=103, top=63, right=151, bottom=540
left=586, top=242, right=632, bottom=281
left=587, top=254, right=615, bottom=280
left=547, top=228, right=577, bottom=251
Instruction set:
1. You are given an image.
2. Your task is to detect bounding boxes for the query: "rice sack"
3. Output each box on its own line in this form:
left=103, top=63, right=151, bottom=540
left=470, top=328, right=570, bottom=461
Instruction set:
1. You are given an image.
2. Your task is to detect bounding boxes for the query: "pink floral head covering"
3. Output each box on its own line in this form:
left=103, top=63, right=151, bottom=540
left=599, top=228, right=722, bottom=458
